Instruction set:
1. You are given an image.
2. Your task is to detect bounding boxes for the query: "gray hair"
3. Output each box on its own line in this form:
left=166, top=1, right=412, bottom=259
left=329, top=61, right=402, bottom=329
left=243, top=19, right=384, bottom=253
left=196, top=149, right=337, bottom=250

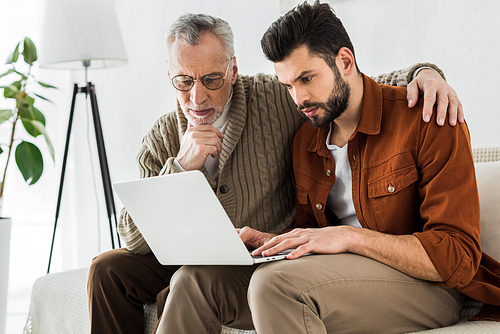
left=166, top=13, right=234, bottom=62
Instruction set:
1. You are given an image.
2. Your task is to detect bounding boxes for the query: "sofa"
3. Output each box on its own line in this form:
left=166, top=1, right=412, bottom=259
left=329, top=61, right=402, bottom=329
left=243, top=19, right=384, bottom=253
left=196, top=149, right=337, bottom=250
left=24, top=147, right=500, bottom=334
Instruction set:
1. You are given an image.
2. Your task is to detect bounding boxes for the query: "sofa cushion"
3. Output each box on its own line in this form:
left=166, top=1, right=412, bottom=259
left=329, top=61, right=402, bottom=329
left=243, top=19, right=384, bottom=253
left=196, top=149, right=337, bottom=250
left=475, top=160, right=500, bottom=262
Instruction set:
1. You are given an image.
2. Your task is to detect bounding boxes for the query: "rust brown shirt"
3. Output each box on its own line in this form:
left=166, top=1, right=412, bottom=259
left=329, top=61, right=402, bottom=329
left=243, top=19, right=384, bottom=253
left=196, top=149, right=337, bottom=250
left=292, top=74, right=500, bottom=307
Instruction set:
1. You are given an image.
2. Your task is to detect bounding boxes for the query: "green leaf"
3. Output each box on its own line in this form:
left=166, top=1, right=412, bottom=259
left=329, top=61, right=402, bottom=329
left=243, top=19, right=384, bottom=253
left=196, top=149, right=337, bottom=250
left=37, top=81, right=57, bottom=89
left=15, top=141, right=44, bottom=185
left=20, top=105, right=46, bottom=137
left=3, top=83, right=19, bottom=99
left=23, top=93, right=35, bottom=107
left=0, top=69, right=16, bottom=79
left=33, top=93, right=54, bottom=104
left=14, top=70, right=27, bottom=81
left=22, top=37, right=37, bottom=65
left=0, top=109, right=13, bottom=124
left=27, top=120, right=55, bottom=161
left=5, top=42, right=20, bottom=64
left=13, top=81, right=22, bottom=90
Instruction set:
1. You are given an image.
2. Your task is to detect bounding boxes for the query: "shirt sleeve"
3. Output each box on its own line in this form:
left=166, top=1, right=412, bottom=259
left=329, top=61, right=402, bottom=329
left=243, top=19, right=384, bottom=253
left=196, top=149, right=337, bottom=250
left=413, top=117, right=481, bottom=289
left=371, top=63, right=446, bottom=87
left=118, top=113, right=182, bottom=254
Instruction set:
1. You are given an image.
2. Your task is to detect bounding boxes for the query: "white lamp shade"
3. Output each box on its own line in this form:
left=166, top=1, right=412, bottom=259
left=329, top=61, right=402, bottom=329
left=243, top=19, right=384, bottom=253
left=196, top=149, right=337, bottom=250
left=39, top=0, right=128, bottom=70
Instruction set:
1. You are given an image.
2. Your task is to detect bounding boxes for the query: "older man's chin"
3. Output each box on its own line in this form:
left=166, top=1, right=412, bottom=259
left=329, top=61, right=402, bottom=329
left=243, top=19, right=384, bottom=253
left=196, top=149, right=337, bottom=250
left=183, top=110, right=219, bottom=126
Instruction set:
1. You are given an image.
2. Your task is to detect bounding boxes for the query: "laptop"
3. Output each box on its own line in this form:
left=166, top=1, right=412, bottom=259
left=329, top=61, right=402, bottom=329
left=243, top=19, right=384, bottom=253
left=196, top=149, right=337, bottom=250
left=112, top=170, right=292, bottom=265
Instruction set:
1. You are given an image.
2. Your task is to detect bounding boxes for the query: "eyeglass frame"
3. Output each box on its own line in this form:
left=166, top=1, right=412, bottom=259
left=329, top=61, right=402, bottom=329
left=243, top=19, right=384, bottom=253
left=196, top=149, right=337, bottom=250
left=170, top=58, right=234, bottom=91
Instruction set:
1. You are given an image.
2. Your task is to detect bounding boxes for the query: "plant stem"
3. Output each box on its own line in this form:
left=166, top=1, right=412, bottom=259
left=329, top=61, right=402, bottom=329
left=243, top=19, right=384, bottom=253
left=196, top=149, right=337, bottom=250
left=0, top=111, right=18, bottom=203
left=0, top=66, right=29, bottom=208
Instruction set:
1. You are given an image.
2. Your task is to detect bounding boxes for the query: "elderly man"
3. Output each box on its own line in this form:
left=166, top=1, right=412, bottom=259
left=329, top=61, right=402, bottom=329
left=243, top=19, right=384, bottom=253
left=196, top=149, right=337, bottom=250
left=89, top=12, right=463, bottom=334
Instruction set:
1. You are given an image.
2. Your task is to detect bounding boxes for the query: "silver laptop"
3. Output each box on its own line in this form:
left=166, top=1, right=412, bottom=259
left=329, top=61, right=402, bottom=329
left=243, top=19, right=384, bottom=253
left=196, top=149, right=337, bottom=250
left=112, top=170, right=291, bottom=265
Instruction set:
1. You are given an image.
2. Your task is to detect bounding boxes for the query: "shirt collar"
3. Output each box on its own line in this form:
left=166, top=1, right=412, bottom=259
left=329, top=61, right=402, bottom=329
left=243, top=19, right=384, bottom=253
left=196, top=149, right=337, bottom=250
left=308, top=73, right=383, bottom=153
left=355, top=73, right=382, bottom=136
left=211, top=89, right=233, bottom=131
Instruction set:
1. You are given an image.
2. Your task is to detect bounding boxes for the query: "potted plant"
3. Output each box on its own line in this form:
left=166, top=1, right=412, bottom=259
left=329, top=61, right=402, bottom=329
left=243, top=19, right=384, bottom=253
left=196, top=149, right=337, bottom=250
left=0, top=37, right=55, bottom=334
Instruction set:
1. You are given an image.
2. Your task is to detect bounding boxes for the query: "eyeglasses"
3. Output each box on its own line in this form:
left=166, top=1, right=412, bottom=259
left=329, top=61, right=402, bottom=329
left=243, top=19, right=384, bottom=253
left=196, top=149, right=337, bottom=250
left=171, top=59, right=233, bottom=91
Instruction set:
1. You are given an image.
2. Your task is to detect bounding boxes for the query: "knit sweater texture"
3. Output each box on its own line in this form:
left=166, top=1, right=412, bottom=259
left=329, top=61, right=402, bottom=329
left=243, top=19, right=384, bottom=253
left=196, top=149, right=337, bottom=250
left=119, top=64, right=441, bottom=255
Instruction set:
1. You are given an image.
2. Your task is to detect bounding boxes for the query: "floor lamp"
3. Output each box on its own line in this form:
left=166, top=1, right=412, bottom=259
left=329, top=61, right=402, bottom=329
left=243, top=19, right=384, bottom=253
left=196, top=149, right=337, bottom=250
left=39, top=0, right=128, bottom=273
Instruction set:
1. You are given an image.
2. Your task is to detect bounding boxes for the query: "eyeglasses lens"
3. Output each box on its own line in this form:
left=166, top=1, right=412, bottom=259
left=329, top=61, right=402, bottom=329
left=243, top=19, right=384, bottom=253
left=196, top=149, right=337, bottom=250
left=172, top=75, right=224, bottom=91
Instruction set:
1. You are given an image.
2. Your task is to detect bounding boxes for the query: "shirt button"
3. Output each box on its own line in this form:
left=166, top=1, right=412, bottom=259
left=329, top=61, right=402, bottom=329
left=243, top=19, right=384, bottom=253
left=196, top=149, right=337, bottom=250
left=388, top=184, right=395, bottom=193
left=326, top=169, right=332, bottom=176
left=316, top=203, right=323, bottom=210
left=220, top=185, right=229, bottom=194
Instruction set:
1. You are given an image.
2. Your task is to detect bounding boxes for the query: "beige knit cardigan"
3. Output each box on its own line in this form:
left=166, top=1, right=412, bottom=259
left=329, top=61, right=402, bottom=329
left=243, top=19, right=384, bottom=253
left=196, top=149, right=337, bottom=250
left=119, top=64, right=444, bottom=255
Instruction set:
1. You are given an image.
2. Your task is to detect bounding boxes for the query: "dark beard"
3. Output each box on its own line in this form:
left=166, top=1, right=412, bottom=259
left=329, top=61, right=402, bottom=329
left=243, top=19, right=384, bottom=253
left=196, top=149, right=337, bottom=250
left=297, top=70, right=351, bottom=128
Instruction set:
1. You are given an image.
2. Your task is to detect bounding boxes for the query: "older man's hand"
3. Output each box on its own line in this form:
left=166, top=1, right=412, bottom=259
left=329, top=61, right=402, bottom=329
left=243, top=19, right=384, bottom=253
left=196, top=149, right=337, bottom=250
left=407, top=68, right=464, bottom=127
left=237, top=226, right=276, bottom=251
left=176, top=124, right=224, bottom=171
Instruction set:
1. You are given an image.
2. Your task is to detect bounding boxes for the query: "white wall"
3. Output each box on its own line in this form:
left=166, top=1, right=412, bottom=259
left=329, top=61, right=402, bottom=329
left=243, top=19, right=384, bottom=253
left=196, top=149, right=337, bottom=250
left=330, top=0, right=500, bottom=149
left=1, top=0, right=499, bottom=273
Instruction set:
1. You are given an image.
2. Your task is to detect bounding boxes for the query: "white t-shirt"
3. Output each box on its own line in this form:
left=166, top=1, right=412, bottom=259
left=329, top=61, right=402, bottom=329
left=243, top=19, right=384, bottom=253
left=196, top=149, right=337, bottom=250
left=325, top=123, right=362, bottom=228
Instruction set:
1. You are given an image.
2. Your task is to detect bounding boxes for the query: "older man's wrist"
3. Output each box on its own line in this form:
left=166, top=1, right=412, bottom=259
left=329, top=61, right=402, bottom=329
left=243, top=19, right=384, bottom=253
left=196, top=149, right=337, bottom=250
left=173, top=158, right=186, bottom=172
left=412, top=66, right=434, bottom=80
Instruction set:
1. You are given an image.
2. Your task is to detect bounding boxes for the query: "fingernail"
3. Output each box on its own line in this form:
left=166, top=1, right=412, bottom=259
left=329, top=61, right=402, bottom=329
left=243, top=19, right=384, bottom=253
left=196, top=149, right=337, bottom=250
left=424, top=115, right=431, bottom=122
left=408, top=99, right=413, bottom=106
left=438, top=118, right=444, bottom=126
left=450, top=118, right=456, bottom=126
left=459, top=116, right=464, bottom=123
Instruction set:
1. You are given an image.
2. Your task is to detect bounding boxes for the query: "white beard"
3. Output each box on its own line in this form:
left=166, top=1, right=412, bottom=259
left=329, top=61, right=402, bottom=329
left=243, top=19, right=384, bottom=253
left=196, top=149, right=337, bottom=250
left=182, top=104, right=224, bottom=126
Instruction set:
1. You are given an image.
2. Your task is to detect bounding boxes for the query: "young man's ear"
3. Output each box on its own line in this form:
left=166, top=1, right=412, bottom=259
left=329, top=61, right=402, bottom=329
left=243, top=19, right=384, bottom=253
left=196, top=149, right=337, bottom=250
left=336, top=47, right=356, bottom=76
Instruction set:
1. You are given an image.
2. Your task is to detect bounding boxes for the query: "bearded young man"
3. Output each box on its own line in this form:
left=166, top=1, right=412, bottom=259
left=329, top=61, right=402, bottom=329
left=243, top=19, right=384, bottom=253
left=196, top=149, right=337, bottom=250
left=89, top=12, right=465, bottom=334
left=233, top=1, right=500, bottom=333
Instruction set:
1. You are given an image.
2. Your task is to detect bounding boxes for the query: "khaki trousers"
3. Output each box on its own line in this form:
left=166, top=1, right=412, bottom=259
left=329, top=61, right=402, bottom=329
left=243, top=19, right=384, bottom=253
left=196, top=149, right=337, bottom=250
left=157, top=253, right=463, bottom=334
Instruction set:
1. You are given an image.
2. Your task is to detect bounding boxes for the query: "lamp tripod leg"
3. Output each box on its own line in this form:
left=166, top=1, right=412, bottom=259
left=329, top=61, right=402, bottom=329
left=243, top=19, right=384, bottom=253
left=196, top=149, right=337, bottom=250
left=47, top=84, right=79, bottom=274
left=47, top=82, right=121, bottom=274
left=88, top=82, right=121, bottom=249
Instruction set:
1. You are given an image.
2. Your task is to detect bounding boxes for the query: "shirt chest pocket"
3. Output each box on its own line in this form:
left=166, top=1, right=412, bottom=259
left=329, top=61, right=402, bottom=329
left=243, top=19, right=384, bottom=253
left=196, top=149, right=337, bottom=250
left=365, top=153, right=419, bottom=232
left=368, top=165, right=418, bottom=198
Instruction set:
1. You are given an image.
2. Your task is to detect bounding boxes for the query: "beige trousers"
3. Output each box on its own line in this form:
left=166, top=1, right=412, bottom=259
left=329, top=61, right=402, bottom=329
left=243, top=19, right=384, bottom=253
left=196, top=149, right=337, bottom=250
left=157, top=253, right=463, bottom=334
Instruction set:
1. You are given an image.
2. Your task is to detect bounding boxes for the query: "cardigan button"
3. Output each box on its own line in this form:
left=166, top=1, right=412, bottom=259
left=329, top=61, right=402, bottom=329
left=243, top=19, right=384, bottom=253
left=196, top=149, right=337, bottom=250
left=315, top=203, right=323, bottom=210
left=220, top=185, right=229, bottom=194
left=388, top=184, right=395, bottom=193
left=326, top=169, right=332, bottom=176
